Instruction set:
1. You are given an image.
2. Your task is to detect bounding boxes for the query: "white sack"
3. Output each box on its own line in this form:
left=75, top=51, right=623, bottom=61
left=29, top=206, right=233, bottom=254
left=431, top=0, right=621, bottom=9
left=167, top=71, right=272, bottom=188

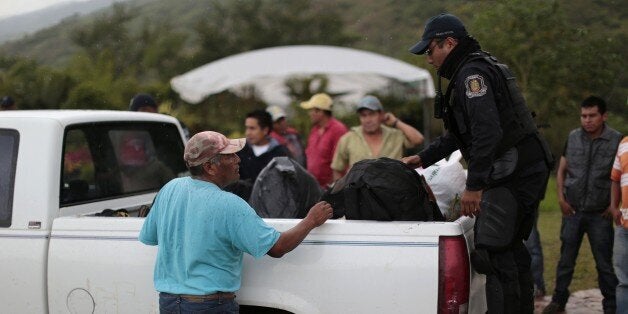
left=417, top=151, right=466, bottom=220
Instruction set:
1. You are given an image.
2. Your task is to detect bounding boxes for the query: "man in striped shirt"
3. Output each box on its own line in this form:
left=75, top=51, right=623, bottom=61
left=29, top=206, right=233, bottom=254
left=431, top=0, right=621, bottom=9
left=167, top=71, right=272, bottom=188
left=611, top=136, right=628, bottom=313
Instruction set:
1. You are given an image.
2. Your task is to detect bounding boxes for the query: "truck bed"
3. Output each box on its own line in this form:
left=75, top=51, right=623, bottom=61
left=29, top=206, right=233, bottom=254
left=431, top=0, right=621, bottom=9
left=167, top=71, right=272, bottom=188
left=48, top=215, right=484, bottom=313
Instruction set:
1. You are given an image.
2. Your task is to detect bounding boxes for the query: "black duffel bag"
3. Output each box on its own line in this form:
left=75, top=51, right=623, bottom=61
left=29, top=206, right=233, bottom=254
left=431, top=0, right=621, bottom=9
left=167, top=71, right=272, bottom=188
left=322, top=157, right=443, bottom=221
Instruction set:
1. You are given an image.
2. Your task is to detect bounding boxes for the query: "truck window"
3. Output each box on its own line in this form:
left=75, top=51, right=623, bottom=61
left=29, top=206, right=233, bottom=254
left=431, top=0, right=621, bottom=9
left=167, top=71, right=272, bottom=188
left=0, top=129, right=18, bottom=227
left=61, top=122, right=187, bottom=206
left=62, top=129, right=96, bottom=203
left=110, top=130, right=176, bottom=193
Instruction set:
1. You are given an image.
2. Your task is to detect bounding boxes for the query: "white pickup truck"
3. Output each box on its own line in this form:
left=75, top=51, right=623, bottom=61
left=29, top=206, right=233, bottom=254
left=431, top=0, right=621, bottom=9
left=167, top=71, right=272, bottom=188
left=0, top=110, right=486, bottom=314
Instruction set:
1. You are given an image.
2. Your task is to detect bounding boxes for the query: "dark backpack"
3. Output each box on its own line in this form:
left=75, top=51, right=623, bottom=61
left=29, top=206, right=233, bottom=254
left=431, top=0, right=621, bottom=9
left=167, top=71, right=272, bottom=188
left=322, top=158, right=444, bottom=221
left=249, top=157, right=322, bottom=218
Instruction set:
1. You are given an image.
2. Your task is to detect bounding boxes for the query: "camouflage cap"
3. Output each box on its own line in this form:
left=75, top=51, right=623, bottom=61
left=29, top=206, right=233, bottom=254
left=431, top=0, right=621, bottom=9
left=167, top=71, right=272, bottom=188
left=184, top=131, right=245, bottom=167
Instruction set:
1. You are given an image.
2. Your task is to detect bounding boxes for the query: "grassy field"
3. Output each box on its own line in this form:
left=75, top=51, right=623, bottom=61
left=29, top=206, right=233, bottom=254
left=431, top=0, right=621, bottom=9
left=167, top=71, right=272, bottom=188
left=537, top=176, right=598, bottom=293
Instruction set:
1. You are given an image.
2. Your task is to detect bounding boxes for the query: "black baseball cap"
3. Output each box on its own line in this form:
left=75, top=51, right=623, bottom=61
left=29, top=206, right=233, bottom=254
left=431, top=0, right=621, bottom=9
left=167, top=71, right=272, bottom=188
left=1, top=96, right=14, bottom=108
left=409, top=13, right=468, bottom=55
left=129, top=93, right=157, bottom=111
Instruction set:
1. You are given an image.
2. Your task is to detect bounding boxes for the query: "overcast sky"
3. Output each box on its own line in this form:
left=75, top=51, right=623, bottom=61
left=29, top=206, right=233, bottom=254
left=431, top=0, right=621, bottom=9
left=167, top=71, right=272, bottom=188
left=0, top=0, right=92, bottom=19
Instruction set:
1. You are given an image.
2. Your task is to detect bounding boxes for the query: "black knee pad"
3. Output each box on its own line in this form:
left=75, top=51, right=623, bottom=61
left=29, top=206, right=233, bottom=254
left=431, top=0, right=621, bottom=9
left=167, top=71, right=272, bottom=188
left=475, top=187, right=518, bottom=251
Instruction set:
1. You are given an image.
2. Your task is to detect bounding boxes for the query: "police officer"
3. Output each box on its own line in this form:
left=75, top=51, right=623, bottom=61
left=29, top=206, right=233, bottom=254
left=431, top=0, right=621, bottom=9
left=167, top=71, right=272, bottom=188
left=402, top=14, right=553, bottom=313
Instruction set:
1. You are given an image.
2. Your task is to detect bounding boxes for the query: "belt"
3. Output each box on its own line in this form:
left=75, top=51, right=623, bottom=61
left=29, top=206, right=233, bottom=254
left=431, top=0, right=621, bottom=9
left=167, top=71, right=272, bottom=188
left=166, top=292, right=236, bottom=302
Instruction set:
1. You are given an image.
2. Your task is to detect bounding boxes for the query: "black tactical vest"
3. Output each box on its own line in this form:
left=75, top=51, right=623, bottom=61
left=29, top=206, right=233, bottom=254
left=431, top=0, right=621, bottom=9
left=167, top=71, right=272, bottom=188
left=443, top=52, right=541, bottom=159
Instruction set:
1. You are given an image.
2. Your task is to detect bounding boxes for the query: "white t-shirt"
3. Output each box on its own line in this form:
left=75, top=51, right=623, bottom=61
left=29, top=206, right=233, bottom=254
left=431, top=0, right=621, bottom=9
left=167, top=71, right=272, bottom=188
left=251, top=143, right=270, bottom=157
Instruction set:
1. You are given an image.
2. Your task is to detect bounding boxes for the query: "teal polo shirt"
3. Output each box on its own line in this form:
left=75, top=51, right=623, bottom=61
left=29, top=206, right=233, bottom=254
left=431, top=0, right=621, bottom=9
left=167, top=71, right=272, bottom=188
left=139, top=177, right=280, bottom=295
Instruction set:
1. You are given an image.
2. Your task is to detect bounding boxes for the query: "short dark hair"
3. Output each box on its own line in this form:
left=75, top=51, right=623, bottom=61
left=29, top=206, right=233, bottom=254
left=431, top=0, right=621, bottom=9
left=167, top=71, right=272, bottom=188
left=246, top=109, right=273, bottom=133
left=188, top=155, right=222, bottom=176
left=581, top=95, right=607, bottom=114
left=189, top=164, right=204, bottom=176
left=315, top=108, right=333, bottom=117
left=433, top=37, right=447, bottom=45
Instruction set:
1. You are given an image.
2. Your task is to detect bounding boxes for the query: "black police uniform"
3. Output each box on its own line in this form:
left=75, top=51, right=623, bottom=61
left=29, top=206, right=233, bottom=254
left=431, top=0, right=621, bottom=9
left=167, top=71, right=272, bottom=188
left=417, top=39, right=552, bottom=314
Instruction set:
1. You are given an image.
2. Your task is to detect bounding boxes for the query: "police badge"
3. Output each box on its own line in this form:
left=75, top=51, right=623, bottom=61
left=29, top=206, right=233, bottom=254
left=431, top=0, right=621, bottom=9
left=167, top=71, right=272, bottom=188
left=465, top=74, right=487, bottom=98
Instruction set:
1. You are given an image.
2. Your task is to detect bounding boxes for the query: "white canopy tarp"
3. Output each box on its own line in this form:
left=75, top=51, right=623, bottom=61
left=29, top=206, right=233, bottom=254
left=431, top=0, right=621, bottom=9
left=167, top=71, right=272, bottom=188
left=170, top=45, right=435, bottom=106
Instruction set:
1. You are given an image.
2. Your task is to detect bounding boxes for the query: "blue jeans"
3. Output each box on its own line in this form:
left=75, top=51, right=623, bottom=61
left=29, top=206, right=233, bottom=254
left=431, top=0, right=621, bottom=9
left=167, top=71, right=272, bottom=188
left=159, top=292, right=239, bottom=314
left=614, top=227, right=628, bottom=313
left=551, top=211, right=617, bottom=312
left=524, top=218, right=545, bottom=293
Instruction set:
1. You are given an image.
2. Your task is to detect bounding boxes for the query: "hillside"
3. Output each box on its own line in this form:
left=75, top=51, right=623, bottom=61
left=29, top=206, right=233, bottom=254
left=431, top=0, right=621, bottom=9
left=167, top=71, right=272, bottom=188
left=0, top=0, right=469, bottom=67
left=1, top=0, right=625, bottom=69
left=0, top=0, right=126, bottom=44
left=0, top=0, right=159, bottom=66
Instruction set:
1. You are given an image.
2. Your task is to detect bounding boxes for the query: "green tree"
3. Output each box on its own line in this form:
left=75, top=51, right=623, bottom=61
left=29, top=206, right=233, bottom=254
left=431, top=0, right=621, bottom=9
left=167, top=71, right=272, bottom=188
left=66, top=3, right=189, bottom=110
left=64, top=82, right=112, bottom=110
left=71, top=4, right=136, bottom=79
left=63, top=48, right=138, bottom=110
left=458, top=0, right=626, bottom=156
left=192, top=0, right=358, bottom=66
left=139, top=21, right=189, bottom=81
left=0, top=56, right=72, bottom=109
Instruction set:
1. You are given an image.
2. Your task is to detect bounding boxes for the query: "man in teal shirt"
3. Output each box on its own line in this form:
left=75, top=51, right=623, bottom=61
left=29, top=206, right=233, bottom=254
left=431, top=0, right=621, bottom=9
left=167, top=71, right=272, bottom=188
left=140, top=131, right=332, bottom=313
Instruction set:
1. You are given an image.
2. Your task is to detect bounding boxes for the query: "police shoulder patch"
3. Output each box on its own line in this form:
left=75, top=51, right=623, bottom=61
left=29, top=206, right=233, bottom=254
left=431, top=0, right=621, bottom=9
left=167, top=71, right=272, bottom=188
left=464, top=74, right=487, bottom=99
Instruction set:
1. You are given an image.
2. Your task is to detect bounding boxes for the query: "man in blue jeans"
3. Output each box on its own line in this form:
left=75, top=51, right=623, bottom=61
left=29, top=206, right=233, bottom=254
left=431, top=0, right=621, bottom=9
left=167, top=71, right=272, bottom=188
left=543, top=96, right=621, bottom=314
left=139, top=131, right=333, bottom=314
left=525, top=214, right=546, bottom=299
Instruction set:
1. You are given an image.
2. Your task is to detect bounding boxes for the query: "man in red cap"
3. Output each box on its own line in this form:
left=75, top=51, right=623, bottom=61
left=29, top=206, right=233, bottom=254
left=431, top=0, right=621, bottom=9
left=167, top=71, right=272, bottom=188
left=139, top=131, right=333, bottom=313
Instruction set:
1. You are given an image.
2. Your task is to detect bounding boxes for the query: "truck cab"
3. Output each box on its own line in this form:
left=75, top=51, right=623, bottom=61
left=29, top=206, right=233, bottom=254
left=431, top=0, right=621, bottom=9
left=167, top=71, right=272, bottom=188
left=0, top=110, right=187, bottom=313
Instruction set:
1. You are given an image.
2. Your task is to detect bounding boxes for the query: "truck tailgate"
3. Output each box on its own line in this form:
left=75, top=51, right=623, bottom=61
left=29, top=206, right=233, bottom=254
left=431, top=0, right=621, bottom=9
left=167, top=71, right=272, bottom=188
left=239, top=219, right=465, bottom=313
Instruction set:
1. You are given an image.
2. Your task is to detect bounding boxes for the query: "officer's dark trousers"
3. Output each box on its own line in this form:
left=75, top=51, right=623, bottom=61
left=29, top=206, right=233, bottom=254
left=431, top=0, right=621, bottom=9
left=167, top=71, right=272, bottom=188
left=482, top=161, right=549, bottom=314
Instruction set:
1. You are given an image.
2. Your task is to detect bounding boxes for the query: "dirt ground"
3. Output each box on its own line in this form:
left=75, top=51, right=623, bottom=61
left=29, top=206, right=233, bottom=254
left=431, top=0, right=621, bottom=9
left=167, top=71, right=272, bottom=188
left=534, top=289, right=604, bottom=314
